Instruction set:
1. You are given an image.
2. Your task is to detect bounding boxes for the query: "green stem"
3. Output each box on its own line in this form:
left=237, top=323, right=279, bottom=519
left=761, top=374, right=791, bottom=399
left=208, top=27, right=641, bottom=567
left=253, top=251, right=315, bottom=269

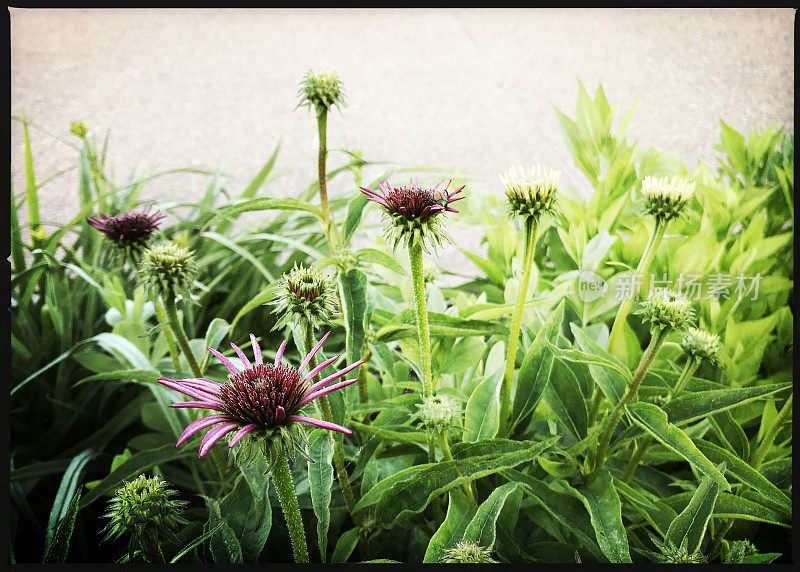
left=750, top=393, right=792, bottom=470
left=607, top=218, right=666, bottom=359
left=303, top=323, right=358, bottom=513
left=438, top=429, right=476, bottom=507
left=409, top=242, right=434, bottom=396
left=270, top=443, right=309, bottom=563
left=427, top=434, right=437, bottom=464
left=155, top=299, right=182, bottom=373
left=594, top=326, right=669, bottom=472
left=499, top=216, right=538, bottom=436
left=316, top=107, right=334, bottom=244
left=162, top=297, right=202, bottom=379
left=357, top=347, right=371, bottom=404
left=622, top=357, right=701, bottom=483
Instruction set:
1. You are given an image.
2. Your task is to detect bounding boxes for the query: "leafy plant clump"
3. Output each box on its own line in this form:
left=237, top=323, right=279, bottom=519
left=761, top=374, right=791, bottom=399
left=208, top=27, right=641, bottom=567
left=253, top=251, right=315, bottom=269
left=11, top=79, right=792, bottom=564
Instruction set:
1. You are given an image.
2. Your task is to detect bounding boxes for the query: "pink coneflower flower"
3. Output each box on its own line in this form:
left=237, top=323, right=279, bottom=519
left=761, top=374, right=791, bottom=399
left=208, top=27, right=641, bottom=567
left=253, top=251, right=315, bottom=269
left=359, top=178, right=465, bottom=251
left=86, top=207, right=166, bottom=262
left=158, top=332, right=363, bottom=458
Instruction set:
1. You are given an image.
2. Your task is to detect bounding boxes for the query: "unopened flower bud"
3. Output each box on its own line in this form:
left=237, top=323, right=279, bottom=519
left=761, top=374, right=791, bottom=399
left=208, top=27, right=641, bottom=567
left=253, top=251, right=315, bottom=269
left=418, top=394, right=461, bottom=430
left=271, top=264, right=338, bottom=329
left=298, top=70, right=346, bottom=113
left=680, top=327, right=721, bottom=364
left=440, top=540, right=498, bottom=563
left=641, top=175, right=695, bottom=223
left=638, top=289, right=694, bottom=331
left=139, top=242, right=197, bottom=300
left=500, top=164, right=560, bottom=220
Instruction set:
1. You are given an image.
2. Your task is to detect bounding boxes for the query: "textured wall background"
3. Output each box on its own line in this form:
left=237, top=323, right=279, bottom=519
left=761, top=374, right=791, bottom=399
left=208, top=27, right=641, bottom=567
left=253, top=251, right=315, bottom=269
left=10, top=8, right=795, bottom=248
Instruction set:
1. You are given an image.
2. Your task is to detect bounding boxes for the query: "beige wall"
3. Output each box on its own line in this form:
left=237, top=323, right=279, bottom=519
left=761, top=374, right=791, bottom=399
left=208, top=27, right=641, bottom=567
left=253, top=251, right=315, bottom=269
left=11, top=8, right=794, bottom=236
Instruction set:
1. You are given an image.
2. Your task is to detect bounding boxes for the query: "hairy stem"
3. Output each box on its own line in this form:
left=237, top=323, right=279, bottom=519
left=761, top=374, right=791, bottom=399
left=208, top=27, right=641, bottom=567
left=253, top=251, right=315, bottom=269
left=594, top=326, right=669, bottom=472
left=499, top=216, right=538, bottom=436
left=622, top=356, right=701, bottom=483
left=155, top=299, right=182, bottom=373
left=162, top=296, right=202, bottom=379
left=438, top=429, right=476, bottom=507
left=409, top=242, right=434, bottom=396
left=270, top=443, right=309, bottom=563
left=316, top=107, right=333, bottom=243
left=607, top=218, right=666, bottom=359
left=303, top=323, right=357, bottom=513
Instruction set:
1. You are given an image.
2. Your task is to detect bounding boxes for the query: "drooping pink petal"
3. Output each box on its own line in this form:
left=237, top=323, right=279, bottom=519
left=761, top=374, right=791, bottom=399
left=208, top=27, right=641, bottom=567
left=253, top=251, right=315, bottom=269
left=208, top=347, right=239, bottom=376
left=230, top=342, right=252, bottom=369
left=300, top=377, right=358, bottom=406
left=158, top=378, right=217, bottom=401
left=170, top=401, right=228, bottom=412
left=298, top=331, right=330, bottom=373
left=250, top=333, right=264, bottom=366
left=274, top=339, right=288, bottom=366
left=445, top=207, right=460, bottom=213
left=176, top=415, right=230, bottom=447
left=306, top=359, right=365, bottom=394
left=301, top=354, right=340, bottom=385
left=199, top=422, right=239, bottom=457
left=228, top=424, right=258, bottom=448
left=288, top=415, right=352, bottom=435
left=180, top=379, right=222, bottom=394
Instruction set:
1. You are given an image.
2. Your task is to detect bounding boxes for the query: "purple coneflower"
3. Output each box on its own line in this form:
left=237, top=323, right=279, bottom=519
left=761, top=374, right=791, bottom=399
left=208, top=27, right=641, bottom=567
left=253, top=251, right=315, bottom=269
left=86, top=207, right=166, bottom=262
left=359, top=178, right=464, bottom=251
left=159, top=332, right=363, bottom=458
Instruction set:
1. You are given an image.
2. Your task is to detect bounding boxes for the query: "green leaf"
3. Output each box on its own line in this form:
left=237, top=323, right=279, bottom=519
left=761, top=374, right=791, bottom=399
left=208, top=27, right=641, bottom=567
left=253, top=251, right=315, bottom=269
left=665, top=467, right=722, bottom=555
left=307, top=430, right=334, bottom=563
left=342, top=193, right=370, bottom=245
left=201, top=232, right=274, bottom=281
left=612, top=477, right=676, bottom=537
left=423, top=488, right=476, bottom=563
left=570, top=324, right=630, bottom=404
left=541, top=357, right=588, bottom=440
left=42, top=488, right=81, bottom=563
left=373, top=309, right=506, bottom=342
left=663, top=383, right=791, bottom=425
left=462, top=482, right=521, bottom=549
left=206, top=497, right=244, bottom=563
left=240, top=143, right=281, bottom=199
left=463, top=375, right=500, bottom=442
left=664, top=491, right=789, bottom=528
left=338, top=268, right=369, bottom=365
left=355, top=248, right=406, bottom=276
left=44, top=450, right=95, bottom=557
left=331, top=527, right=360, bottom=563
left=693, top=439, right=790, bottom=518
left=511, top=300, right=564, bottom=434
left=353, top=436, right=558, bottom=525
left=627, top=403, right=730, bottom=491
left=574, top=469, right=631, bottom=563
left=212, top=197, right=324, bottom=226
left=200, top=318, right=231, bottom=373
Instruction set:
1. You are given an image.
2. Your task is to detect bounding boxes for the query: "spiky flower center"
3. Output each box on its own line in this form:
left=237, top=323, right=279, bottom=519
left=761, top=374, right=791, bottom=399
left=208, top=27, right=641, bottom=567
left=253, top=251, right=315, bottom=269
left=639, top=289, right=694, bottom=331
left=139, top=242, right=198, bottom=298
left=299, top=70, right=345, bottom=112
left=500, top=164, right=560, bottom=219
left=680, top=327, right=721, bottom=363
left=419, top=394, right=461, bottom=430
left=384, top=184, right=442, bottom=221
left=641, top=175, right=695, bottom=222
left=440, top=540, right=498, bottom=563
left=272, top=264, right=338, bottom=329
left=218, top=364, right=307, bottom=429
left=88, top=210, right=165, bottom=244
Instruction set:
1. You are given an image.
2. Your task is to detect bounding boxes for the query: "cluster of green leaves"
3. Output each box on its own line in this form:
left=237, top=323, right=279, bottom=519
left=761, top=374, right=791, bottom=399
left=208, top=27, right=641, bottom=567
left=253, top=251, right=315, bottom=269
left=10, top=81, right=792, bottom=564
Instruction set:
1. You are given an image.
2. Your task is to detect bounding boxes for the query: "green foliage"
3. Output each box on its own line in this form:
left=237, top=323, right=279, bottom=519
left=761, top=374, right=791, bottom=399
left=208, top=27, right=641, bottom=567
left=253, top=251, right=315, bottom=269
left=10, top=81, right=791, bottom=563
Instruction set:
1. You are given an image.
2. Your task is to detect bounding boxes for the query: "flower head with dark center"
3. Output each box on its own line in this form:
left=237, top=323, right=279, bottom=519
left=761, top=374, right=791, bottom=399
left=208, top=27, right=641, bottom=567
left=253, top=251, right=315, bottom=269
left=139, top=242, right=197, bottom=301
left=86, top=207, right=166, bottom=263
left=158, top=332, right=364, bottom=458
left=101, top=474, right=188, bottom=544
left=359, top=178, right=465, bottom=251
left=298, top=70, right=346, bottom=113
left=271, top=264, right=338, bottom=330
left=641, top=175, right=695, bottom=223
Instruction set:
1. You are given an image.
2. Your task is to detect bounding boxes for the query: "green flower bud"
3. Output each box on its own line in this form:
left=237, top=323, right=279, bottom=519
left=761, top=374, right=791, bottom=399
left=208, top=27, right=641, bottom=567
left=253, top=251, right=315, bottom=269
left=655, top=540, right=706, bottom=564
left=418, top=394, right=461, bottom=431
left=680, top=327, right=721, bottom=364
left=271, top=263, right=338, bottom=330
left=139, top=242, right=198, bottom=301
left=641, top=175, right=695, bottom=223
left=638, top=289, right=694, bottom=331
left=500, top=164, right=560, bottom=220
left=101, top=475, right=188, bottom=544
left=440, top=540, right=498, bottom=563
left=298, top=70, right=346, bottom=113
left=70, top=121, right=88, bottom=139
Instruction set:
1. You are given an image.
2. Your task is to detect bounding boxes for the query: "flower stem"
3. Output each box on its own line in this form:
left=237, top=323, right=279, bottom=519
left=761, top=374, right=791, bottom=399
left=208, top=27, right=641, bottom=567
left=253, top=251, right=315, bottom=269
left=622, top=356, right=700, bottom=483
left=155, top=299, right=182, bottom=373
left=750, top=393, right=792, bottom=470
left=303, top=323, right=358, bottom=513
left=357, top=346, right=372, bottom=404
left=607, top=218, right=666, bottom=359
left=593, top=326, right=669, bottom=472
left=316, top=107, right=333, bottom=243
left=162, top=297, right=202, bottom=379
left=409, top=242, right=433, bottom=397
left=499, top=216, right=538, bottom=437
left=270, top=443, right=309, bottom=563
left=438, top=429, right=476, bottom=507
